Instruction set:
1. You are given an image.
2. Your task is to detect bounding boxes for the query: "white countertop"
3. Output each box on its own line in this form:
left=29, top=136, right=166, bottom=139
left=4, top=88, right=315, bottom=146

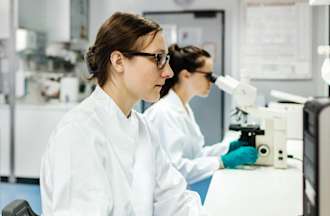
left=204, top=140, right=303, bottom=216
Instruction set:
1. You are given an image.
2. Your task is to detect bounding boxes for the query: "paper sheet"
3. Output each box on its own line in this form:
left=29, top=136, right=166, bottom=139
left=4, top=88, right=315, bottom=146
left=241, top=3, right=312, bottom=80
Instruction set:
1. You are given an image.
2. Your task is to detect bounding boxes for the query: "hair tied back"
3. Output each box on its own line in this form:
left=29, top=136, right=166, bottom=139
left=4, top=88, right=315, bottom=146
left=86, top=46, right=98, bottom=75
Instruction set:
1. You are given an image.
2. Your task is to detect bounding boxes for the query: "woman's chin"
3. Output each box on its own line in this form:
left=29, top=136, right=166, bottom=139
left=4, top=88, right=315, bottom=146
left=143, top=92, right=160, bottom=103
left=199, top=90, right=210, bottom=97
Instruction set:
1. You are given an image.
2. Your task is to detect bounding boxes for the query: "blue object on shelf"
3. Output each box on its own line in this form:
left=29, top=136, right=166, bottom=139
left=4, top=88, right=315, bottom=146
left=188, top=176, right=212, bottom=205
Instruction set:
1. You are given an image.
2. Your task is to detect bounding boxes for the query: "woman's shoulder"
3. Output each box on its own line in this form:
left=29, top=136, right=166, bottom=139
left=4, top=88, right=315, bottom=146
left=144, top=100, right=183, bottom=123
left=53, top=96, right=104, bottom=137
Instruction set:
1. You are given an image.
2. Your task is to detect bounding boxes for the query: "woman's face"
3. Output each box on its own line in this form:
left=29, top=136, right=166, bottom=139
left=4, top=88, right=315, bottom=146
left=189, top=57, right=213, bottom=97
left=123, top=32, right=173, bottom=102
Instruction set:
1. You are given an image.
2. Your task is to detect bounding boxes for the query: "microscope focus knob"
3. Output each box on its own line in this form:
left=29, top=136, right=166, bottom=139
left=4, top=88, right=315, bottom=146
left=258, top=144, right=270, bottom=157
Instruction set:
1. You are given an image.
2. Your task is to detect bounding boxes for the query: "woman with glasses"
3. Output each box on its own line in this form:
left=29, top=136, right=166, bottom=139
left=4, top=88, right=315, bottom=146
left=144, top=44, right=258, bottom=186
left=40, top=13, right=206, bottom=216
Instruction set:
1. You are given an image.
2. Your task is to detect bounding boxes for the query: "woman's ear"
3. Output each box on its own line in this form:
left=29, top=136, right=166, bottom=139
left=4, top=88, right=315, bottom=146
left=180, top=69, right=192, bottom=80
left=110, top=50, right=125, bottom=73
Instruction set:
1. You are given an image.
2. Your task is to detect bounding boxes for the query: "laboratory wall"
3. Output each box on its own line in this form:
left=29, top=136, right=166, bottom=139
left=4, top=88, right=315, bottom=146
left=89, top=0, right=109, bottom=42
left=248, top=6, right=329, bottom=103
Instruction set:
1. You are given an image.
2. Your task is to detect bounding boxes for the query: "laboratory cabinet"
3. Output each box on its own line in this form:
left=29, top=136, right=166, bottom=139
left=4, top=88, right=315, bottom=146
left=14, top=104, right=73, bottom=178
left=46, top=0, right=89, bottom=42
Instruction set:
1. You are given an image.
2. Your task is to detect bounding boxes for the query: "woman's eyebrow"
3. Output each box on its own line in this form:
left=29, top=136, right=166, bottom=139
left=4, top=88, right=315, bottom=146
left=154, top=49, right=166, bottom=53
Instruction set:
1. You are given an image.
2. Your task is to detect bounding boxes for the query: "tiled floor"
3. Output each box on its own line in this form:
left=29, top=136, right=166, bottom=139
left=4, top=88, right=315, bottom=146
left=0, top=183, right=41, bottom=215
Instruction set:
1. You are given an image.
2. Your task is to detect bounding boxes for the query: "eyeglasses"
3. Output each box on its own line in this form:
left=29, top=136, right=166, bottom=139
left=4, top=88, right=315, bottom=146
left=122, top=51, right=170, bottom=69
left=194, top=70, right=216, bottom=82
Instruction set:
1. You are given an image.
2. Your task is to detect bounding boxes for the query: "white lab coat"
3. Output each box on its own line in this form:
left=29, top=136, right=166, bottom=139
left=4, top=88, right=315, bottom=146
left=40, top=86, right=206, bottom=216
left=144, top=90, right=229, bottom=185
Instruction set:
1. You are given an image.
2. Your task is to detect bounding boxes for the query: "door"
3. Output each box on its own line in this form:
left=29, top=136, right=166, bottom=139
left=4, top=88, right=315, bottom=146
left=143, top=10, right=225, bottom=144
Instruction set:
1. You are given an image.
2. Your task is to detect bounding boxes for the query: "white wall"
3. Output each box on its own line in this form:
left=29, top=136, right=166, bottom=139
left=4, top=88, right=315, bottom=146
left=89, top=0, right=111, bottom=43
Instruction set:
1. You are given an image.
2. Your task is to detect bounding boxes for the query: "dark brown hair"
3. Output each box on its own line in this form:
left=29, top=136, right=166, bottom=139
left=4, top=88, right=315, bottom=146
left=86, top=12, right=162, bottom=86
left=160, top=44, right=211, bottom=98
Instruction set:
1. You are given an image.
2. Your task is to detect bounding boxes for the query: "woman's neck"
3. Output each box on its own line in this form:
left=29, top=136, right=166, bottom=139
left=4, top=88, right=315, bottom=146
left=173, top=84, right=193, bottom=108
left=102, top=80, right=137, bottom=118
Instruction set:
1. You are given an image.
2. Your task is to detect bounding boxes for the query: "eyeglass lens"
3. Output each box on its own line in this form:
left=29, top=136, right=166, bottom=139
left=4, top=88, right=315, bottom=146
left=156, top=54, right=170, bottom=69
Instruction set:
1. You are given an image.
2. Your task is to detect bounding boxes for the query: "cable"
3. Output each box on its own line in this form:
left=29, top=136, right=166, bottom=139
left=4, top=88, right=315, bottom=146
left=287, top=154, right=302, bottom=161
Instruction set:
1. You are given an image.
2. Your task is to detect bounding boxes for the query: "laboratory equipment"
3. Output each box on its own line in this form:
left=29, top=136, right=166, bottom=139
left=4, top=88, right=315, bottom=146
left=211, top=75, right=288, bottom=168
left=318, top=46, right=330, bottom=85
left=59, top=77, right=79, bottom=103
left=269, top=90, right=310, bottom=140
left=309, top=0, right=330, bottom=5
left=303, top=98, right=330, bottom=216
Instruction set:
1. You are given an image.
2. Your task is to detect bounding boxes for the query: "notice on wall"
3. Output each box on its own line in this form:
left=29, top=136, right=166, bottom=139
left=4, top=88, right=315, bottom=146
left=241, top=3, right=312, bottom=80
left=178, top=27, right=203, bottom=46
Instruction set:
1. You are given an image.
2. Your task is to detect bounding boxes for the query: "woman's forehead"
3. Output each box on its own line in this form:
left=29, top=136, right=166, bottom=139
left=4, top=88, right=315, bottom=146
left=204, top=57, right=213, bottom=66
left=141, top=32, right=167, bottom=52
left=198, top=57, right=213, bottom=70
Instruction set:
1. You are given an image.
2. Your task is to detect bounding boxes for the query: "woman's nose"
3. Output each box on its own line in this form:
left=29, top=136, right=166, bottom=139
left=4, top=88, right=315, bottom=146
left=160, top=64, right=174, bottom=79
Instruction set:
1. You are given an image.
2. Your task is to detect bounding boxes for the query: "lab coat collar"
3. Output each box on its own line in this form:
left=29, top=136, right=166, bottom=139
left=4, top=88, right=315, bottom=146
left=165, top=89, right=188, bottom=114
left=91, top=85, right=137, bottom=135
left=91, top=85, right=138, bottom=151
left=92, top=85, right=132, bottom=120
left=165, top=89, right=195, bottom=119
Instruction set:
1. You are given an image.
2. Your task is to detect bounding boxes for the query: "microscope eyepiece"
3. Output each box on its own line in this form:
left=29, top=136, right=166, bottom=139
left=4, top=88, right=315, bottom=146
left=208, top=74, right=217, bottom=83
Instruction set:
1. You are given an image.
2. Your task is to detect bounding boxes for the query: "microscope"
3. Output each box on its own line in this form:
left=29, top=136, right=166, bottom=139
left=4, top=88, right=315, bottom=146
left=210, top=75, right=288, bottom=169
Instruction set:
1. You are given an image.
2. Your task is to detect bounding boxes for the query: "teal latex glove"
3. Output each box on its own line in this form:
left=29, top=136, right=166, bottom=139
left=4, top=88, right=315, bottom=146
left=221, top=146, right=258, bottom=169
left=228, top=140, right=248, bottom=152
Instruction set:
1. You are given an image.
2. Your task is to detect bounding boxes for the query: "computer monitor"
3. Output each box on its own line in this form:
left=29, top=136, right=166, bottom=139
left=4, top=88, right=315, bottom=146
left=303, top=98, right=330, bottom=216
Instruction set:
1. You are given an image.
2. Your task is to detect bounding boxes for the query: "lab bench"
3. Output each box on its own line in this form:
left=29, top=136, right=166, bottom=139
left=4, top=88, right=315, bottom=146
left=204, top=140, right=303, bottom=216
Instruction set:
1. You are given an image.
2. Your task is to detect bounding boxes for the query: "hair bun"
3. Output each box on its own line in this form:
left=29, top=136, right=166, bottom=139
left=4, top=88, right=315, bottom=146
left=168, top=43, right=181, bottom=53
left=86, top=46, right=98, bottom=74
